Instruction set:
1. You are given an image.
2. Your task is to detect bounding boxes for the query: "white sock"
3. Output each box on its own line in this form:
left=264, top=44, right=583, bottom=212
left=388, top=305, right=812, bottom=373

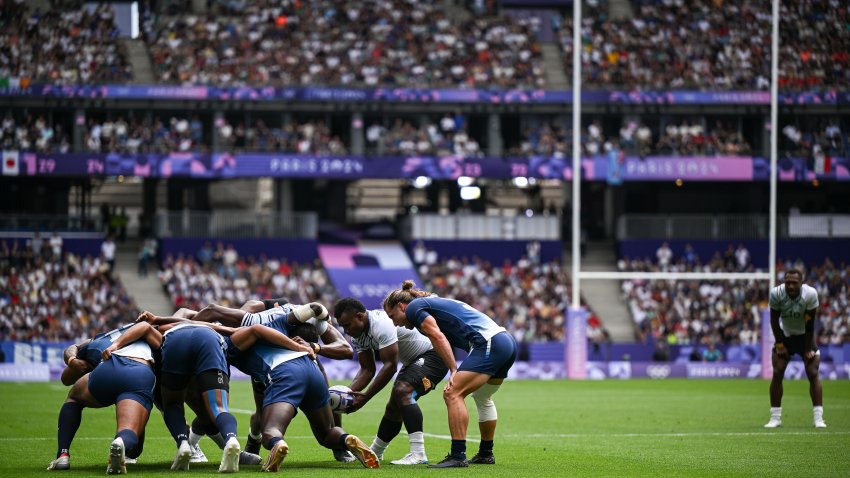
left=249, top=427, right=262, bottom=441
left=770, top=407, right=782, bottom=419
left=408, top=432, right=425, bottom=454
left=209, top=433, right=226, bottom=449
left=188, top=428, right=203, bottom=447
left=370, top=437, right=389, bottom=455
left=813, top=406, right=824, bottom=421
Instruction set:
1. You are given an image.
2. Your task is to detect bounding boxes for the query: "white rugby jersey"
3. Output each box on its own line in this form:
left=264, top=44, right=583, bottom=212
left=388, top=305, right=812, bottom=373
left=241, top=303, right=329, bottom=336
left=768, top=283, right=819, bottom=336
left=351, top=309, right=433, bottom=366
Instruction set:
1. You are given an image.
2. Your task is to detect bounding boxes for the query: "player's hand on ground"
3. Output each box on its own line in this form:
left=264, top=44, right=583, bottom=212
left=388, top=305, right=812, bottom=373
left=348, top=392, right=368, bottom=413
left=101, top=344, right=118, bottom=360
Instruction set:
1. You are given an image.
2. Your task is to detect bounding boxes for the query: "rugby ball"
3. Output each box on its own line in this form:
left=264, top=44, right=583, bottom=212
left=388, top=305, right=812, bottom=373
left=328, top=385, right=354, bottom=413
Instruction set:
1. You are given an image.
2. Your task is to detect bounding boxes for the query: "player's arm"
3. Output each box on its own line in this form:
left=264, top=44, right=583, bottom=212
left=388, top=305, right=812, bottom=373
left=315, top=325, right=354, bottom=360
left=230, top=324, right=315, bottom=359
left=803, top=307, right=818, bottom=358
left=350, top=350, right=377, bottom=393
left=63, top=339, right=90, bottom=366
left=418, top=315, right=457, bottom=375
left=61, top=339, right=92, bottom=386
left=137, top=310, right=191, bottom=326
left=103, top=322, right=163, bottom=360
left=769, top=308, right=787, bottom=355
left=350, top=344, right=400, bottom=412
left=195, top=321, right=237, bottom=336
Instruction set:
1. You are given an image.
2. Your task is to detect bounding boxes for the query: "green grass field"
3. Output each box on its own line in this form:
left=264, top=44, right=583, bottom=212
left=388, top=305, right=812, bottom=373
left=1, top=379, right=848, bottom=477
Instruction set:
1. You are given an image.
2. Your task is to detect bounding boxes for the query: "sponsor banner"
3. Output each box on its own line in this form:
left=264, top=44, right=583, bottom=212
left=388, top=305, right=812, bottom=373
left=325, top=268, right=421, bottom=310
left=5, top=152, right=850, bottom=181
left=587, top=361, right=850, bottom=380
left=3, top=85, right=849, bottom=105
left=0, top=363, right=50, bottom=382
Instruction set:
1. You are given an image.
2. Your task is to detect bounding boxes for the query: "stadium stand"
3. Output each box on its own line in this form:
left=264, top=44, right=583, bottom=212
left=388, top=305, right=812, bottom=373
left=556, top=0, right=850, bottom=90
left=146, top=0, right=545, bottom=88
left=619, top=246, right=850, bottom=346
left=0, top=241, right=138, bottom=341
left=0, top=1, right=132, bottom=86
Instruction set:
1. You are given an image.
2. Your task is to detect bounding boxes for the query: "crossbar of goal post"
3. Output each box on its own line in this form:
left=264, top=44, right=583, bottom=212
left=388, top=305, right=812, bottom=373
left=565, top=271, right=774, bottom=380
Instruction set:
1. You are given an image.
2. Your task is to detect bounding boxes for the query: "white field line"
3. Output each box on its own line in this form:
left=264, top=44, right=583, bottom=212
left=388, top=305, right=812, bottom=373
left=3, top=430, right=846, bottom=443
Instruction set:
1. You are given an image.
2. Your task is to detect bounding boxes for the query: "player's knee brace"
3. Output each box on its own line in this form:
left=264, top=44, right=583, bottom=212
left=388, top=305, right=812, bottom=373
left=472, top=383, right=500, bottom=422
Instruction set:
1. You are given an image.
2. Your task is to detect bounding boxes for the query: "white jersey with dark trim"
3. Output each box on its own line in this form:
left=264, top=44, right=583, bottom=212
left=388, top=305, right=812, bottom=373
left=351, top=309, right=433, bottom=366
left=241, top=304, right=329, bottom=336
left=768, top=283, right=819, bottom=336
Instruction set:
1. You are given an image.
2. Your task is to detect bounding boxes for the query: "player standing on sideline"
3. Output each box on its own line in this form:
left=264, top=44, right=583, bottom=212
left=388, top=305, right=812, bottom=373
left=383, top=281, right=516, bottom=468
left=765, top=268, right=826, bottom=428
left=47, top=322, right=161, bottom=474
left=334, top=297, right=449, bottom=465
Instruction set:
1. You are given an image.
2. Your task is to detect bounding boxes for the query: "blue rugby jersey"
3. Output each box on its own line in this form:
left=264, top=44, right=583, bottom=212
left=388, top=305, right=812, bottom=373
left=405, top=296, right=506, bottom=352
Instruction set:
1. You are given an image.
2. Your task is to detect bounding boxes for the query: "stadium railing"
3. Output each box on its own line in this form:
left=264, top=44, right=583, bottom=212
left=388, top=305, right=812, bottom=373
left=0, top=214, right=102, bottom=232
left=154, top=211, right=318, bottom=238
left=617, top=214, right=791, bottom=240
left=406, top=214, right=560, bottom=241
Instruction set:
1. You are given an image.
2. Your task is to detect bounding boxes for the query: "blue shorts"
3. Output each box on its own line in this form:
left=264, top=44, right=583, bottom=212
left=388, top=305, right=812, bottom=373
left=161, top=326, right=228, bottom=377
left=459, top=332, right=517, bottom=379
left=88, top=355, right=156, bottom=411
left=263, top=355, right=329, bottom=412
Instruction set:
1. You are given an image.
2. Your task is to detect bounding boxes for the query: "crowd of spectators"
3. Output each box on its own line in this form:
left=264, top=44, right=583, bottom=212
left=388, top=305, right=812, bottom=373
left=0, top=114, right=71, bottom=153
left=147, top=0, right=544, bottom=88
left=619, top=243, right=850, bottom=347
left=0, top=1, right=132, bottom=87
left=652, top=120, right=752, bottom=156
left=508, top=119, right=753, bottom=158
left=782, top=122, right=848, bottom=160
left=84, top=116, right=206, bottom=154
left=368, top=115, right=481, bottom=157
left=0, top=238, right=139, bottom=342
left=557, top=0, right=850, bottom=91
left=158, top=244, right=337, bottom=313
left=217, top=119, right=346, bottom=154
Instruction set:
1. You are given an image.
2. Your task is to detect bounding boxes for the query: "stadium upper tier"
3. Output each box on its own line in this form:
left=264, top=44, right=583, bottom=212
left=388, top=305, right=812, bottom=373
left=1, top=1, right=848, bottom=91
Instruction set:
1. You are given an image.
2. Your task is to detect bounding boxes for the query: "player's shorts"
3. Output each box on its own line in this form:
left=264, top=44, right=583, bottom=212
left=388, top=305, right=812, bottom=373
left=396, top=350, right=449, bottom=399
left=263, top=355, right=329, bottom=412
left=459, top=331, right=517, bottom=379
left=778, top=334, right=820, bottom=357
left=161, top=326, right=228, bottom=378
left=88, top=355, right=156, bottom=411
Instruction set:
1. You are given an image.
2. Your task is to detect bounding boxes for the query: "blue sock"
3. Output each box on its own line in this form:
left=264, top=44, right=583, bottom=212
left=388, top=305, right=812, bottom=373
left=116, top=429, right=139, bottom=455
left=214, top=412, right=238, bottom=441
left=57, top=402, right=83, bottom=458
left=338, top=433, right=349, bottom=450
left=451, top=439, right=466, bottom=459
left=163, top=404, right=188, bottom=444
left=264, top=436, right=281, bottom=451
left=479, top=440, right=494, bottom=455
